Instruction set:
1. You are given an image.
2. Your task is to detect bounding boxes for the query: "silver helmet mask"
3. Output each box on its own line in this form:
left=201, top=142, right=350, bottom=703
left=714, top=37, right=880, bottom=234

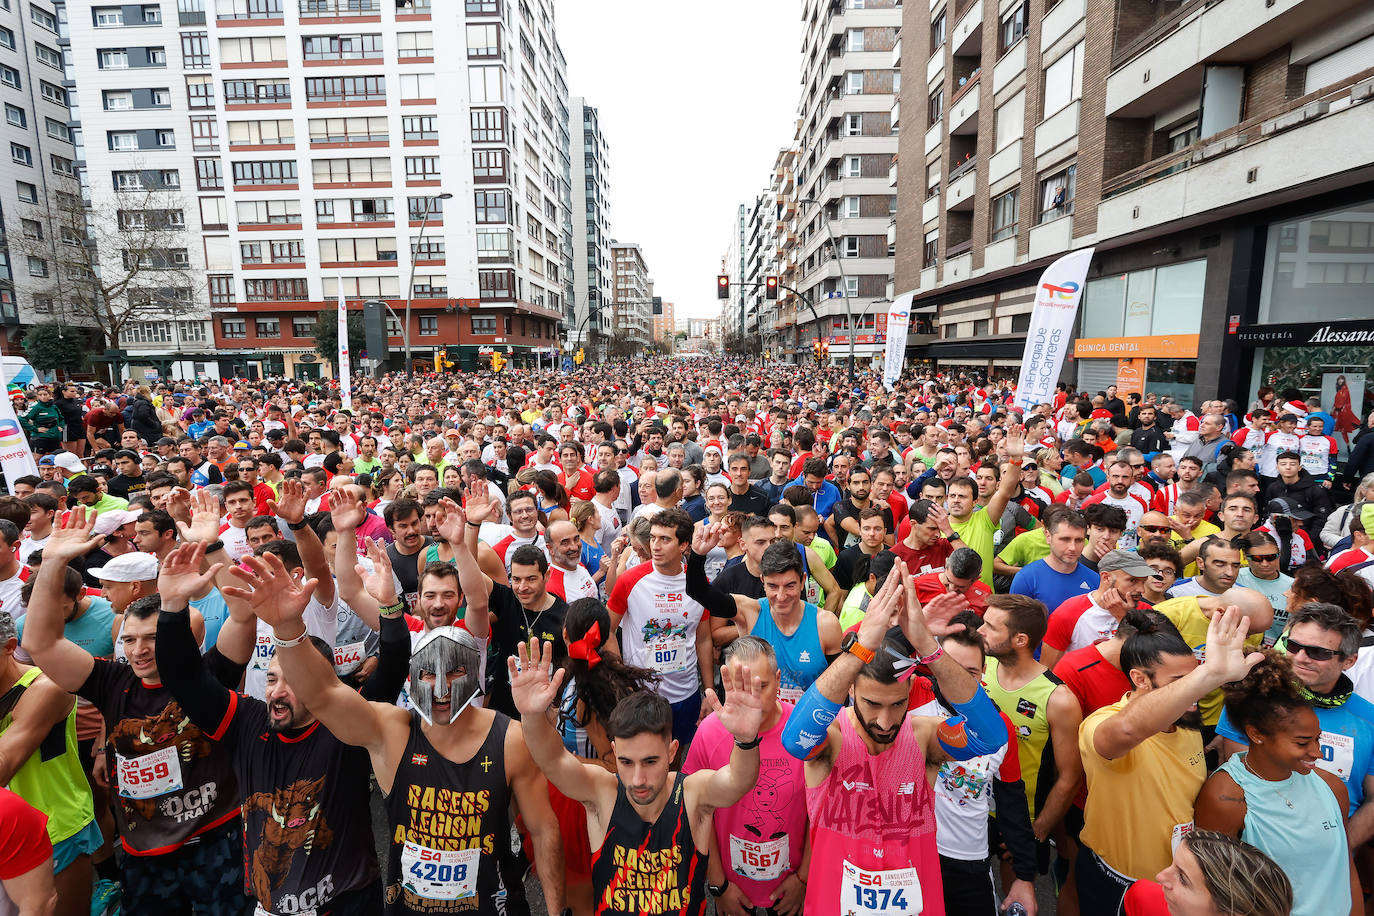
left=408, top=626, right=484, bottom=726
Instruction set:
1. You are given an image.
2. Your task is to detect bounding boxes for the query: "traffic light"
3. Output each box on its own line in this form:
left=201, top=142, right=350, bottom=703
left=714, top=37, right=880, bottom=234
left=490, top=352, right=505, bottom=372
left=717, top=275, right=730, bottom=300
left=574, top=348, right=584, bottom=365
left=765, top=276, right=778, bottom=300
left=433, top=353, right=444, bottom=373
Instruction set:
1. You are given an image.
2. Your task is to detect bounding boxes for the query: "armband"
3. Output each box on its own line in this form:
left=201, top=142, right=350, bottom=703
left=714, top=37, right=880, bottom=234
left=781, top=686, right=842, bottom=761
left=937, top=687, right=1008, bottom=761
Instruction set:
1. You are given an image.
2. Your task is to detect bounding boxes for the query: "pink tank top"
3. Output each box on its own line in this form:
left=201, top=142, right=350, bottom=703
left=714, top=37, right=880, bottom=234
left=804, top=709, right=944, bottom=916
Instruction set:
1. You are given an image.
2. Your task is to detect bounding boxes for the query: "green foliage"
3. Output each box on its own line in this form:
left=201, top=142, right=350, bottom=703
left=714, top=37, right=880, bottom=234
left=312, top=308, right=367, bottom=367
left=22, top=322, right=87, bottom=372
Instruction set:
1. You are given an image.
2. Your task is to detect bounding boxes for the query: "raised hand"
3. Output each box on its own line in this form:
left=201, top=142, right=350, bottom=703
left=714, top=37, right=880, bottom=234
left=329, top=493, right=367, bottom=532
left=435, top=497, right=468, bottom=545
left=44, top=505, right=104, bottom=561
left=358, top=537, right=397, bottom=605
left=462, top=483, right=497, bottom=526
left=1002, top=425, right=1027, bottom=464
left=691, top=521, right=723, bottom=556
left=1200, top=606, right=1264, bottom=685
left=222, top=552, right=319, bottom=632
left=176, top=487, right=223, bottom=543
left=927, top=502, right=954, bottom=537
left=856, top=565, right=905, bottom=650
left=165, top=487, right=192, bottom=527
left=508, top=638, right=565, bottom=717
left=268, top=477, right=307, bottom=525
left=703, top=660, right=766, bottom=744
left=158, top=541, right=222, bottom=610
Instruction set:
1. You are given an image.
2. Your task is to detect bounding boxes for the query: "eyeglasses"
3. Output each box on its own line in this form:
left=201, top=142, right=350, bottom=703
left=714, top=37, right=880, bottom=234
left=1139, top=525, right=1171, bottom=534
left=1247, top=553, right=1280, bottom=562
left=1281, top=635, right=1343, bottom=662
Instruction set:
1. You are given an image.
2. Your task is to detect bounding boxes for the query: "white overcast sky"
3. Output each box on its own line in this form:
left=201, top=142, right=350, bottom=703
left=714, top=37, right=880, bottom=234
left=557, top=0, right=803, bottom=320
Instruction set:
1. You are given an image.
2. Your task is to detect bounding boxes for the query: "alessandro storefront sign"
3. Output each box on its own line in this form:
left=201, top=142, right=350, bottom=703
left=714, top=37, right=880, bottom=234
left=1235, top=319, right=1374, bottom=347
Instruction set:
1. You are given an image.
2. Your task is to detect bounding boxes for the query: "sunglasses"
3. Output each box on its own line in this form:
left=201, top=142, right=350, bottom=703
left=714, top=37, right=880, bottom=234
left=1139, top=525, right=1171, bottom=534
left=1247, top=553, right=1280, bottom=562
left=1281, top=635, right=1343, bottom=662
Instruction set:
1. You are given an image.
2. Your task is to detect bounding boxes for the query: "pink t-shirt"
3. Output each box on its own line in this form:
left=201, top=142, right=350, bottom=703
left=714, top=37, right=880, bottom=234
left=681, top=705, right=806, bottom=907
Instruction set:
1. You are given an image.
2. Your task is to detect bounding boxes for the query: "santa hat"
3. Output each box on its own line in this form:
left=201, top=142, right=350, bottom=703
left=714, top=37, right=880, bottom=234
left=653, top=403, right=669, bottom=416
left=1283, top=399, right=1308, bottom=418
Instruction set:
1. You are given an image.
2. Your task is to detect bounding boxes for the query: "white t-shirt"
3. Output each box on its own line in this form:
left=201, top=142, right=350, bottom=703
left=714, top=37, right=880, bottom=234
left=246, top=592, right=339, bottom=699
left=547, top=563, right=598, bottom=603
left=17, top=535, right=48, bottom=566
left=0, top=570, right=24, bottom=619
left=608, top=563, right=705, bottom=703
left=913, top=698, right=1012, bottom=861
left=595, top=501, right=622, bottom=553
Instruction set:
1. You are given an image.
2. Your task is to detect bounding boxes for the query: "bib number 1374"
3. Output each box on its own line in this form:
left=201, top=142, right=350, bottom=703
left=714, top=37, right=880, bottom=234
left=842, top=861, right=922, bottom=916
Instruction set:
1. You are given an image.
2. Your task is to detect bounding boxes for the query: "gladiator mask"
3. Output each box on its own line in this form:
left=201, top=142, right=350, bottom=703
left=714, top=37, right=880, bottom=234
left=408, top=626, right=483, bottom=726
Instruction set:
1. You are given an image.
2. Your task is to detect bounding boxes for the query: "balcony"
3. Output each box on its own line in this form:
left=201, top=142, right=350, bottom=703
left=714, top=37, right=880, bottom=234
left=300, top=0, right=382, bottom=17
left=946, top=160, right=976, bottom=211
left=1099, top=74, right=1374, bottom=238
left=988, top=138, right=1021, bottom=183
left=951, top=0, right=982, bottom=57
left=949, top=74, right=980, bottom=134
left=993, top=37, right=1026, bottom=93
left=1034, top=99, right=1078, bottom=157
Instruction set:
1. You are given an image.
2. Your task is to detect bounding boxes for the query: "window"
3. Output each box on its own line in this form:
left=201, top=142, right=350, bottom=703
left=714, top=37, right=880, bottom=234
left=404, top=115, right=438, bottom=141
left=34, top=43, right=61, bottom=69
left=404, top=156, right=438, bottom=180
left=122, top=322, right=173, bottom=345
left=0, top=26, right=12, bottom=49
left=39, top=82, right=66, bottom=106
left=842, top=155, right=861, bottom=178
left=474, top=190, right=507, bottom=223
left=990, top=188, right=1019, bottom=241
left=478, top=268, right=513, bottom=299
left=408, top=196, right=443, bottom=220
left=1042, top=42, right=1083, bottom=117
left=466, top=24, right=499, bottom=57
left=923, top=230, right=939, bottom=268
left=237, top=199, right=302, bottom=226
left=842, top=196, right=860, bottom=218
left=187, top=75, right=215, bottom=108
left=994, top=91, right=1025, bottom=151
left=305, top=76, right=385, bottom=103
left=846, top=28, right=865, bottom=52
left=46, top=117, right=70, bottom=142
left=10, top=143, right=32, bottom=166
left=399, top=73, right=435, bottom=100
left=221, top=318, right=247, bottom=339
left=142, top=5, right=163, bottom=23
left=418, top=315, right=438, bottom=335
left=467, top=65, right=502, bottom=103
left=218, top=36, right=287, bottom=64
left=841, top=236, right=860, bottom=258
left=104, top=91, right=132, bottom=111
left=218, top=0, right=284, bottom=18
left=182, top=33, right=210, bottom=69
left=16, top=182, right=37, bottom=203
left=411, top=237, right=444, bottom=259
left=209, top=276, right=234, bottom=305
left=471, top=316, right=496, bottom=334
left=30, top=6, right=57, bottom=31
left=151, top=89, right=172, bottom=107
left=156, top=129, right=175, bottom=148
left=319, top=237, right=396, bottom=262
left=307, top=116, right=385, bottom=143
left=230, top=118, right=295, bottom=145
left=20, top=219, right=41, bottom=240
left=191, top=117, right=218, bottom=149
left=345, top=197, right=394, bottom=221
left=233, top=160, right=297, bottom=185
left=845, top=71, right=864, bottom=96
left=301, top=33, right=383, bottom=60
left=928, top=87, right=944, bottom=126
left=312, top=157, right=391, bottom=183
left=225, top=78, right=291, bottom=105
left=397, top=31, right=433, bottom=58
left=179, top=321, right=207, bottom=343
left=471, top=108, right=505, bottom=142
left=0, top=66, right=18, bottom=89
left=255, top=318, right=280, bottom=338
left=323, top=275, right=399, bottom=298
left=4, top=105, right=24, bottom=128
left=32, top=296, right=53, bottom=315
left=472, top=148, right=506, bottom=181
left=930, top=11, right=945, bottom=50
left=843, top=113, right=862, bottom=137
left=49, top=155, right=75, bottom=177
left=292, top=317, right=316, bottom=337
left=27, top=257, right=48, bottom=277
left=245, top=278, right=309, bottom=301
left=999, top=2, right=1028, bottom=55
left=1037, top=162, right=1075, bottom=223
left=99, top=48, right=129, bottom=69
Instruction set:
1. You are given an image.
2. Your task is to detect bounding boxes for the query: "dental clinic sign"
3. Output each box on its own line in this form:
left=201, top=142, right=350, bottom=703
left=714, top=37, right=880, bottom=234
left=1013, top=247, right=1095, bottom=411
left=1235, top=319, right=1374, bottom=347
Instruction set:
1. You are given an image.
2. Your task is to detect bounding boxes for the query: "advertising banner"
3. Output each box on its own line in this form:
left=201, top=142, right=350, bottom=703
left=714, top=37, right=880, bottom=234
left=1012, top=247, right=1095, bottom=411
left=0, top=359, right=37, bottom=488
left=336, top=282, right=353, bottom=410
left=882, top=292, right=915, bottom=391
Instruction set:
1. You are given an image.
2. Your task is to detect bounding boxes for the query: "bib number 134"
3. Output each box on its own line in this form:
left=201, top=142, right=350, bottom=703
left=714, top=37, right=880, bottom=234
left=842, top=862, right=921, bottom=916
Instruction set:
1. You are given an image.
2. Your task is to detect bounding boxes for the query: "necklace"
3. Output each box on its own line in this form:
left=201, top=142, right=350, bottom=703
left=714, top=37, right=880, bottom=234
left=1241, top=753, right=1296, bottom=809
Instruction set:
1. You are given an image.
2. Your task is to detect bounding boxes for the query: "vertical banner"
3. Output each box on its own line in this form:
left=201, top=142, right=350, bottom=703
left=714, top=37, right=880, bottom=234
left=1013, top=247, right=1095, bottom=412
left=881, top=292, right=916, bottom=391
left=336, top=279, right=353, bottom=410
left=0, top=359, right=37, bottom=488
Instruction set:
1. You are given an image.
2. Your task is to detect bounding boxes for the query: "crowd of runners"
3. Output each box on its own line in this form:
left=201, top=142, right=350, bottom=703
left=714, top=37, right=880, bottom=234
left=1, top=358, right=1373, bottom=916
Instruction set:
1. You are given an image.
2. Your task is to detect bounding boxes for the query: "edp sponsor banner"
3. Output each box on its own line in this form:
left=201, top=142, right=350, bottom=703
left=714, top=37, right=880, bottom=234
left=337, top=282, right=353, bottom=410
left=1012, top=247, right=1095, bottom=412
left=882, top=292, right=915, bottom=392
left=0, top=359, right=37, bottom=487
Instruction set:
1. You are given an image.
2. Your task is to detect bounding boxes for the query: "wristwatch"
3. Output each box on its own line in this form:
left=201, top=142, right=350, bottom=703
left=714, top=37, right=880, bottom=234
left=707, top=879, right=730, bottom=899
left=840, top=631, right=875, bottom=664
left=287, top=518, right=311, bottom=531
left=946, top=531, right=961, bottom=542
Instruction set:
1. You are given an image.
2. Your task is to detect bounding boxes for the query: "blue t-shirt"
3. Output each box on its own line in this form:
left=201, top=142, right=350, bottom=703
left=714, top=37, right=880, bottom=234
left=784, top=477, right=842, bottom=525
left=1218, top=691, right=1374, bottom=815
left=1009, top=559, right=1097, bottom=615
left=190, top=587, right=231, bottom=648
left=18, top=596, right=116, bottom=658
left=1309, top=410, right=1335, bottom=436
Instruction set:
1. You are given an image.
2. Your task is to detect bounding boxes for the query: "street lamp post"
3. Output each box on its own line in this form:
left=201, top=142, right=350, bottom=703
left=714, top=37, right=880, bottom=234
left=798, top=196, right=857, bottom=383
left=403, top=191, right=453, bottom=376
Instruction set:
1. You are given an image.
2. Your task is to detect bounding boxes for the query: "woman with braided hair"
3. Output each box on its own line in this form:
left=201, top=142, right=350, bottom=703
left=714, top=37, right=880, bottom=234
left=549, top=598, right=658, bottom=916
left=1193, top=650, right=1358, bottom=916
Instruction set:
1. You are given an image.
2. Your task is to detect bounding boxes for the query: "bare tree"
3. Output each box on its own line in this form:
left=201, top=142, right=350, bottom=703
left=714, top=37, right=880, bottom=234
left=8, top=173, right=206, bottom=352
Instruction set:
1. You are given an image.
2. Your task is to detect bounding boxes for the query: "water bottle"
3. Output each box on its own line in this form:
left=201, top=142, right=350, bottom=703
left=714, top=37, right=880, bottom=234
left=1001, top=905, right=1028, bottom=916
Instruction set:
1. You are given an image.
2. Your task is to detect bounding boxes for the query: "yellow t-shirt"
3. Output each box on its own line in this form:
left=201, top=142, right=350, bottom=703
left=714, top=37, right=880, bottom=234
left=1171, top=520, right=1221, bottom=576
left=1079, top=697, right=1206, bottom=880
left=1152, top=596, right=1264, bottom=726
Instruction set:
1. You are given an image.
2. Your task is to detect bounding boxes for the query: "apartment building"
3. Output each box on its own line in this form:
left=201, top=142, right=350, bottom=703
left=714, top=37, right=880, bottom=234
left=66, top=0, right=571, bottom=380
left=723, top=201, right=748, bottom=343
left=791, top=0, right=902, bottom=369
left=895, top=0, right=1374, bottom=404
left=740, top=190, right=770, bottom=353
left=570, top=94, right=610, bottom=358
left=609, top=239, right=649, bottom=347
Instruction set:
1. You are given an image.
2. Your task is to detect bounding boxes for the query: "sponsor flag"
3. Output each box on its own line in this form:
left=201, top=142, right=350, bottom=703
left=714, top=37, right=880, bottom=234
left=0, top=360, right=37, bottom=487
left=337, top=279, right=353, bottom=410
left=882, top=292, right=915, bottom=392
left=1013, top=247, right=1094, bottom=412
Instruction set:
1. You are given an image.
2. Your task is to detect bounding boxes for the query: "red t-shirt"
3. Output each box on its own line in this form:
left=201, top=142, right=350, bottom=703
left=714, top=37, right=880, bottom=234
left=0, top=788, right=52, bottom=880
left=1122, top=879, right=1169, bottom=915
left=891, top=538, right=954, bottom=576
left=1052, top=643, right=1130, bottom=719
left=913, top=570, right=990, bottom=612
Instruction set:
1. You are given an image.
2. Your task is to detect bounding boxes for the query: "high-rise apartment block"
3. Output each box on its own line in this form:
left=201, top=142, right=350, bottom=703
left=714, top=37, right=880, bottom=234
left=609, top=239, right=649, bottom=347
left=570, top=94, right=610, bottom=359
left=63, top=0, right=572, bottom=379
left=893, top=0, right=1374, bottom=402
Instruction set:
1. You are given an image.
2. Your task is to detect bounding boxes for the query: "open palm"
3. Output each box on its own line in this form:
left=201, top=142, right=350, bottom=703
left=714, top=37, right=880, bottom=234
left=509, top=638, right=564, bottom=716
left=222, top=553, right=318, bottom=630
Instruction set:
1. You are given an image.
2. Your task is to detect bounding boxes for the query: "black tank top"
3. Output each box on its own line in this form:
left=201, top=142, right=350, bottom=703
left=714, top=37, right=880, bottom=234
left=386, top=540, right=430, bottom=612
left=591, top=772, right=707, bottom=916
left=383, top=711, right=526, bottom=915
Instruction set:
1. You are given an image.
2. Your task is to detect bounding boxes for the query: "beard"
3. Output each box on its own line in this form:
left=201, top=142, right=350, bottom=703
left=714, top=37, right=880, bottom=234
left=852, top=702, right=902, bottom=746
left=266, top=699, right=306, bottom=733
left=1173, top=709, right=1203, bottom=731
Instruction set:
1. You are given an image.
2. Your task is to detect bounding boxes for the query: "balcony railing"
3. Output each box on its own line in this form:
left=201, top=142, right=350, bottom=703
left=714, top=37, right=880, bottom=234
left=300, top=0, right=381, bottom=15
left=948, top=153, right=977, bottom=180
left=1111, top=0, right=1207, bottom=70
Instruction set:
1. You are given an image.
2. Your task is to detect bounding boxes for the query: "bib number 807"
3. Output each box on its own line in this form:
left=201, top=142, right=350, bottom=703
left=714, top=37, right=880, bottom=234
left=654, top=649, right=677, bottom=664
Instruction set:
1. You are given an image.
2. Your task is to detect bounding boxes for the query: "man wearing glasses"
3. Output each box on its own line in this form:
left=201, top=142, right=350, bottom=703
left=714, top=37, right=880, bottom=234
left=1216, top=603, right=1374, bottom=848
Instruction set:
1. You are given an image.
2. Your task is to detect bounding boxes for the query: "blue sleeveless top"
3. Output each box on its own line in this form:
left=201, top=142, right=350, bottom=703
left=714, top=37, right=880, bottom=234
left=751, top=599, right=828, bottom=703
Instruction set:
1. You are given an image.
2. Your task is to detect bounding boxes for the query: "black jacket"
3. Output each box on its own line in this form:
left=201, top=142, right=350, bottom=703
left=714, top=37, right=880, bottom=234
left=1264, top=470, right=1335, bottom=527
left=1129, top=426, right=1169, bottom=455
left=126, top=396, right=163, bottom=444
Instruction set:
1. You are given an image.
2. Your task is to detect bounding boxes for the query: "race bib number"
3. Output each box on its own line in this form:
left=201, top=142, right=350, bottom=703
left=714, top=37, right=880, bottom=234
left=400, top=842, right=479, bottom=901
left=1319, top=731, right=1355, bottom=781
left=333, top=641, right=367, bottom=674
left=1171, top=821, right=1194, bottom=854
left=255, top=906, right=315, bottom=916
left=116, top=744, right=183, bottom=800
left=777, top=684, right=803, bottom=704
left=842, top=861, right=921, bottom=916
left=648, top=634, right=689, bottom=674
left=251, top=632, right=274, bottom=670
left=729, top=835, right=789, bottom=881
